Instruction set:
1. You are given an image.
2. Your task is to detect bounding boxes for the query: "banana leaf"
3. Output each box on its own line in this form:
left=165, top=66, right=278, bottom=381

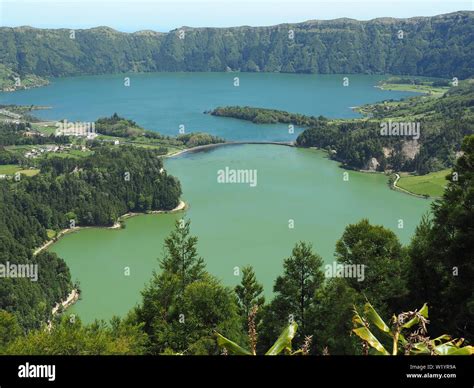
left=401, top=303, right=429, bottom=329
left=438, top=346, right=474, bottom=355
left=431, top=334, right=453, bottom=345
left=409, top=336, right=474, bottom=355
left=216, top=332, right=253, bottom=355
left=352, top=326, right=390, bottom=355
left=265, top=322, right=298, bottom=355
left=363, top=302, right=392, bottom=335
left=353, top=305, right=391, bottom=354
left=433, top=338, right=474, bottom=355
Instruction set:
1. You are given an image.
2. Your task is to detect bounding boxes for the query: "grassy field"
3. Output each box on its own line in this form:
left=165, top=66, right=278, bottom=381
left=31, top=122, right=58, bottom=135
left=0, top=164, right=40, bottom=177
left=397, top=169, right=451, bottom=197
left=0, top=164, right=21, bottom=174
left=42, top=150, right=93, bottom=159
left=379, top=83, right=449, bottom=97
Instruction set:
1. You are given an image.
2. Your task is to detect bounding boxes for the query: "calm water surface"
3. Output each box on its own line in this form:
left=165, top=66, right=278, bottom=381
left=1, top=72, right=428, bottom=322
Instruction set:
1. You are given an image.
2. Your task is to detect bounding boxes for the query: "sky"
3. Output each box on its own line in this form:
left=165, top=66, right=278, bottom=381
left=0, top=0, right=472, bottom=32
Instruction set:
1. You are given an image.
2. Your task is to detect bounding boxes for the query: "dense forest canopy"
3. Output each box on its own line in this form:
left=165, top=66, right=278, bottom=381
left=0, top=11, right=472, bottom=79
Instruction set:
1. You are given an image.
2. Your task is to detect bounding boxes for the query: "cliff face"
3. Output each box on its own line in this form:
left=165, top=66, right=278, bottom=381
left=0, top=11, right=472, bottom=78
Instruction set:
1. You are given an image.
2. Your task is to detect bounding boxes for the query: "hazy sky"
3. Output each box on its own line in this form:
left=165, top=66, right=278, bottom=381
left=0, top=0, right=471, bottom=32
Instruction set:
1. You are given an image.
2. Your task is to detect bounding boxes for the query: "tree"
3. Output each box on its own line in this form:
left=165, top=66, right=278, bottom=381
left=235, top=265, right=265, bottom=319
left=135, top=222, right=241, bottom=355
left=309, top=278, right=364, bottom=355
left=177, top=275, right=242, bottom=354
left=136, top=272, right=242, bottom=355
left=0, top=145, right=182, bottom=331
left=3, top=315, right=147, bottom=355
left=408, top=135, right=474, bottom=342
left=260, top=242, right=324, bottom=349
left=159, top=219, right=206, bottom=292
left=335, top=219, right=408, bottom=315
left=0, top=310, right=22, bottom=352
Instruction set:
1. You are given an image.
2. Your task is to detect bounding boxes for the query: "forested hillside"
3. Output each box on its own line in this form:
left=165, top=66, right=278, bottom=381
left=299, top=82, right=474, bottom=172
left=0, top=11, right=472, bottom=79
left=0, top=63, right=49, bottom=91
left=0, top=145, right=182, bottom=330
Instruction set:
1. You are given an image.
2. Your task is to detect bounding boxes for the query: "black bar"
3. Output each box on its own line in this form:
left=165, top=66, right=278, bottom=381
left=0, top=356, right=472, bottom=387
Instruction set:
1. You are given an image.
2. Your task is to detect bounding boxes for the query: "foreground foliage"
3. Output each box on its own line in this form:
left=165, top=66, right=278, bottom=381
left=353, top=302, right=474, bottom=355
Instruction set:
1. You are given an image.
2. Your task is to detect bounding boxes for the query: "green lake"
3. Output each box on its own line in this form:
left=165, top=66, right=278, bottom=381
left=1, top=72, right=431, bottom=322
left=50, top=145, right=431, bottom=322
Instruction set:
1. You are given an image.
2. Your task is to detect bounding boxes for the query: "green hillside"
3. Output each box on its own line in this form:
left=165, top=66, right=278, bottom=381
left=0, top=11, right=472, bottom=78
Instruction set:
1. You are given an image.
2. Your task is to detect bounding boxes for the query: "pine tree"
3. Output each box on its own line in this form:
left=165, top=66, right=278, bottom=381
left=235, top=266, right=265, bottom=318
left=159, top=219, right=206, bottom=291
left=273, top=242, right=324, bottom=332
left=260, top=242, right=324, bottom=350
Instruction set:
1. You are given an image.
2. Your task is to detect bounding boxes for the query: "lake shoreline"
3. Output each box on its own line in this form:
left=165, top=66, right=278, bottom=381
left=306, top=146, right=431, bottom=199
left=171, top=141, right=434, bottom=200
left=165, top=141, right=294, bottom=158
left=390, top=173, right=435, bottom=199
left=37, top=200, right=186, bottom=318
left=33, top=200, right=187, bottom=256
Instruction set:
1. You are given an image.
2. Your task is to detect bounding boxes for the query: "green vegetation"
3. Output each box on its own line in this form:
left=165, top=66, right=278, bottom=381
left=0, top=113, right=225, bottom=171
left=95, top=113, right=147, bottom=138
left=0, top=145, right=182, bottom=330
left=213, top=81, right=474, bottom=175
left=0, top=105, right=48, bottom=122
left=0, top=164, right=39, bottom=176
left=95, top=113, right=224, bottom=151
left=176, top=132, right=225, bottom=148
left=212, top=82, right=473, bottom=174
left=357, top=79, right=474, bottom=121
left=235, top=266, right=265, bottom=321
left=134, top=219, right=242, bottom=355
left=1, top=313, right=147, bottom=355
left=1, top=132, right=473, bottom=354
left=0, top=164, right=24, bottom=174
left=217, top=316, right=301, bottom=355
left=407, top=135, right=474, bottom=342
left=377, top=76, right=451, bottom=96
left=0, top=121, right=69, bottom=148
left=299, top=82, right=474, bottom=174
left=397, top=169, right=450, bottom=197
left=210, top=106, right=326, bottom=126
left=260, top=242, right=324, bottom=347
left=0, top=12, right=472, bottom=79
left=0, top=10, right=473, bottom=357
left=0, top=64, right=49, bottom=92
left=353, top=302, right=474, bottom=355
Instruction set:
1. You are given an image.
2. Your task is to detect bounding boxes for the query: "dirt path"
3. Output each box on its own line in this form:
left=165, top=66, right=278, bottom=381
left=392, top=173, right=428, bottom=199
